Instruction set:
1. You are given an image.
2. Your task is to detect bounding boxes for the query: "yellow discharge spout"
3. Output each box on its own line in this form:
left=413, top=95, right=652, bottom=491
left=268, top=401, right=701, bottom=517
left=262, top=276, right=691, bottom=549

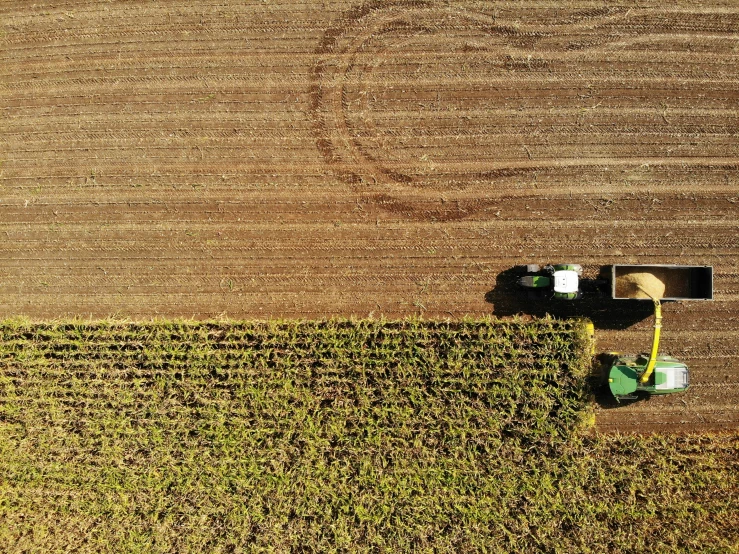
left=640, top=294, right=662, bottom=384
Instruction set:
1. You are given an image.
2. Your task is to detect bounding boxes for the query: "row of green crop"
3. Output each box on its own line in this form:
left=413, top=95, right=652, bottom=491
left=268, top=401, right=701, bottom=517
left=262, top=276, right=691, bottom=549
left=0, top=318, right=593, bottom=448
left=0, top=318, right=735, bottom=553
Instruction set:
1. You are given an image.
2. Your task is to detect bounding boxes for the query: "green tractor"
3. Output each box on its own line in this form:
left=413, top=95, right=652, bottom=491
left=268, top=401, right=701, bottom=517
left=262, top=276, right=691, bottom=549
left=517, top=264, right=583, bottom=300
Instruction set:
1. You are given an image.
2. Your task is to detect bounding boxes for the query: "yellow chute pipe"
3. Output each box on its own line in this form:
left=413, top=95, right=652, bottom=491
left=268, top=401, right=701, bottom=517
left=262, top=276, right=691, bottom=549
left=640, top=298, right=662, bottom=384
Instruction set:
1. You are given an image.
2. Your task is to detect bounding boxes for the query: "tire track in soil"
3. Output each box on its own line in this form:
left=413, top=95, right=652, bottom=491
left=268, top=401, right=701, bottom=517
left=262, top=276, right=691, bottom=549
left=310, top=0, right=546, bottom=204
left=309, top=1, right=739, bottom=220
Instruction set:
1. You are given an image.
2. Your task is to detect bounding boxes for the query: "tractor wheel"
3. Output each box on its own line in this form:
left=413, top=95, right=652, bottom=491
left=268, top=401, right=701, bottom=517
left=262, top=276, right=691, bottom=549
left=553, top=291, right=579, bottom=300
left=553, top=263, right=583, bottom=275
left=519, top=275, right=551, bottom=289
left=525, top=264, right=540, bottom=273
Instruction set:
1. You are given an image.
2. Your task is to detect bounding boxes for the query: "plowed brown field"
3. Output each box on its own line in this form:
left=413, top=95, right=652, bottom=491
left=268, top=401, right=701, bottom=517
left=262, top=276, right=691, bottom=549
left=1, top=1, right=738, bottom=432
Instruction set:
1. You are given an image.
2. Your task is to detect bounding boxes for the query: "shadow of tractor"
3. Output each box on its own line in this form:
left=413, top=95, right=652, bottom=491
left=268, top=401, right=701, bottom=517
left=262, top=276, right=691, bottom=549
left=485, top=266, right=654, bottom=331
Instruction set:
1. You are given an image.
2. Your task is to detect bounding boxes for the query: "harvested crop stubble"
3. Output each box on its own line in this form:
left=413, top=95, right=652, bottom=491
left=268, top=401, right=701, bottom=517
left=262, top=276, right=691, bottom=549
left=0, top=318, right=737, bottom=552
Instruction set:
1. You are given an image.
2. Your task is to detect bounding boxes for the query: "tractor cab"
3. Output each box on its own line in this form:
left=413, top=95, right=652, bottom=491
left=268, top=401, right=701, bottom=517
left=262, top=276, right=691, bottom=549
left=553, top=270, right=579, bottom=295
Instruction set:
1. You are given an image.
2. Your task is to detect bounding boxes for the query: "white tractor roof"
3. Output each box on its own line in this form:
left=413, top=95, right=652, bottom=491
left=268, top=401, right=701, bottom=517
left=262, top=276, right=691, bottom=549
left=553, top=270, right=579, bottom=294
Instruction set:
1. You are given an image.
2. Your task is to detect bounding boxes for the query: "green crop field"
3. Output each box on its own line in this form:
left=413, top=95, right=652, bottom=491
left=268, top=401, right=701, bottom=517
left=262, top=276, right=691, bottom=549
left=0, top=318, right=736, bottom=553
